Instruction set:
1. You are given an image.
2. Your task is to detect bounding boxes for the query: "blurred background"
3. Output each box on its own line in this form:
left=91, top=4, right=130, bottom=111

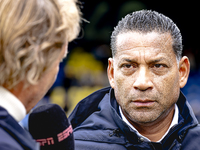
left=21, top=0, right=200, bottom=127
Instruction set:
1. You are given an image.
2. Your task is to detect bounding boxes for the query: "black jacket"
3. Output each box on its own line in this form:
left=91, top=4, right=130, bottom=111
left=0, top=106, right=39, bottom=150
left=69, top=87, right=200, bottom=150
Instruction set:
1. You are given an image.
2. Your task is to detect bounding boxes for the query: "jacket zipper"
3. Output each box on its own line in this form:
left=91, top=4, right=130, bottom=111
left=168, top=142, right=176, bottom=150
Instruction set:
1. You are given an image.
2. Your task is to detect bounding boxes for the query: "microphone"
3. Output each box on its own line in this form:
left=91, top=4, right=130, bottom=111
left=28, top=103, right=74, bottom=150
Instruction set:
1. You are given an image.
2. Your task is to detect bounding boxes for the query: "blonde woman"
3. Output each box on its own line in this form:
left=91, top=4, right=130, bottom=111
left=0, top=0, right=81, bottom=149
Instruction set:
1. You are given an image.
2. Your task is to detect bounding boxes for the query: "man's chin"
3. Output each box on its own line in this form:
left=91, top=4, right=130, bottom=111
left=127, top=111, right=162, bottom=125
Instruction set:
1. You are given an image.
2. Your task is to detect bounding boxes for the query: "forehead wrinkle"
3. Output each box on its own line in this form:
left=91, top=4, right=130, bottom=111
left=157, top=33, right=173, bottom=50
left=115, top=32, right=173, bottom=56
left=140, top=32, right=173, bottom=52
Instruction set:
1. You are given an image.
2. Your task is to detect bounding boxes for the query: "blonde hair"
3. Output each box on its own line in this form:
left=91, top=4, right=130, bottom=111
left=0, top=0, right=81, bottom=89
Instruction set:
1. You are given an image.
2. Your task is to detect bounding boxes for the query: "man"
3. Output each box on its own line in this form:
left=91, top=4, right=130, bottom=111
left=0, top=0, right=81, bottom=149
left=69, top=10, right=200, bottom=150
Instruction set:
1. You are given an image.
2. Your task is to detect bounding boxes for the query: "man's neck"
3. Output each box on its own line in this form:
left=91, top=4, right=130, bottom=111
left=121, top=105, right=176, bottom=142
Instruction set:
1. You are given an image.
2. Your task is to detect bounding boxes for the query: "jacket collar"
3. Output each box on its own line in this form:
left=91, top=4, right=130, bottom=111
left=0, top=107, right=39, bottom=149
left=177, top=92, right=198, bottom=125
left=0, top=86, right=26, bottom=122
left=175, top=92, right=199, bottom=141
left=69, top=87, right=111, bottom=128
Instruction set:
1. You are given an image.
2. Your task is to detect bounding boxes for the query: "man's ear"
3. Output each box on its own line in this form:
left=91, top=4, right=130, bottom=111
left=107, top=58, right=115, bottom=89
left=179, top=56, right=190, bottom=88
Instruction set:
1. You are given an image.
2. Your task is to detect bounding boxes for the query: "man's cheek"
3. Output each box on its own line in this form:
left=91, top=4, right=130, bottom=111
left=115, top=77, right=125, bottom=89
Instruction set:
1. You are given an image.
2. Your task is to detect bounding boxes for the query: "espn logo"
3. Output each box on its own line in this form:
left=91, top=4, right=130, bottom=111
left=36, top=125, right=73, bottom=146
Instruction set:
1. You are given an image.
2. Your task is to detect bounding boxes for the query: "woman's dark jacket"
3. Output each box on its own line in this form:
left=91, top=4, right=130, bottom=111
left=0, top=107, right=39, bottom=150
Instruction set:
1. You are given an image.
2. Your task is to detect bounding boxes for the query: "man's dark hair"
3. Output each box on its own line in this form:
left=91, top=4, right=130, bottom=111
left=111, top=10, right=182, bottom=60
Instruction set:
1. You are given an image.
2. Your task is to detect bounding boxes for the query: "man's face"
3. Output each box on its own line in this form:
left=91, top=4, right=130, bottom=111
left=108, top=32, right=188, bottom=125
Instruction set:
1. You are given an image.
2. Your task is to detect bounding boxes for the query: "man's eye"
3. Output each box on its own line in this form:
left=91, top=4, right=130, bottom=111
left=154, top=64, right=162, bottom=68
left=121, top=63, right=138, bottom=69
left=123, top=64, right=132, bottom=68
left=153, top=64, right=167, bottom=68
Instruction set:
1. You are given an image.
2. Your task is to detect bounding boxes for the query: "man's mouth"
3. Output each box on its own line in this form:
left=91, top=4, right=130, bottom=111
left=132, top=99, right=155, bottom=107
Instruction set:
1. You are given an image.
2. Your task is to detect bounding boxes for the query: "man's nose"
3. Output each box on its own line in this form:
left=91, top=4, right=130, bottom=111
left=133, top=66, right=153, bottom=91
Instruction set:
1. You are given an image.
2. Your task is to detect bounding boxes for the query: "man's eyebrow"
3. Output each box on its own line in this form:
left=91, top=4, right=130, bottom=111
left=119, top=57, right=168, bottom=64
left=117, top=58, right=137, bottom=66
left=148, top=58, right=166, bottom=63
left=122, top=58, right=137, bottom=62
